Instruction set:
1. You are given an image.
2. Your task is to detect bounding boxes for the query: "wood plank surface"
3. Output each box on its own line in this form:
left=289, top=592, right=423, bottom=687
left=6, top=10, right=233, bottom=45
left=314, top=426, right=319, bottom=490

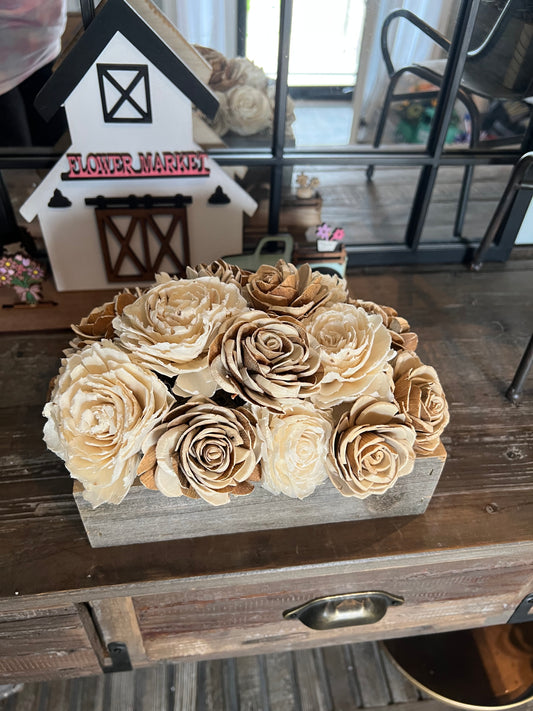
left=0, top=607, right=101, bottom=682
left=0, top=642, right=450, bottom=711
left=350, top=643, right=390, bottom=708
left=73, top=448, right=446, bottom=547
left=89, top=598, right=147, bottom=666
left=0, top=262, right=532, bottom=612
left=264, top=652, right=298, bottom=711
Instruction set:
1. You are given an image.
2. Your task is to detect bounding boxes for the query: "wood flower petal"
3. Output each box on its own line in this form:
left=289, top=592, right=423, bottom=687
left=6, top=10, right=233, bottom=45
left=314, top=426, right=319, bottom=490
left=43, top=341, right=174, bottom=507
left=328, top=397, right=416, bottom=498
left=138, top=396, right=260, bottom=506
left=208, top=311, right=323, bottom=411
left=393, top=351, right=450, bottom=455
left=245, top=260, right=329, bottom=318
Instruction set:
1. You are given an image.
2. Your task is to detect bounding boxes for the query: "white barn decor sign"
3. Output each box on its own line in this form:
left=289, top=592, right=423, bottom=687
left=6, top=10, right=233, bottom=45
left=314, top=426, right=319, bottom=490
left=21, top=0, right=257, bottom=291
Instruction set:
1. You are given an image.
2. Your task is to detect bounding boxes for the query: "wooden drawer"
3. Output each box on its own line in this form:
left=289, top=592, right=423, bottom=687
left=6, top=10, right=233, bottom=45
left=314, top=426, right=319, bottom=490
left=131, top=553, right=533, bottom=664
left=0, top=604, right=101, bottom=682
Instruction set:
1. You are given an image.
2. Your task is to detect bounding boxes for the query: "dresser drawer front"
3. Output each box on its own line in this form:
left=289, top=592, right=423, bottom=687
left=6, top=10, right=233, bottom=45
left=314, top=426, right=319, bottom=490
left=0, top=605, right=101, bottom=682
left=132, top=554, right=532, bottom=662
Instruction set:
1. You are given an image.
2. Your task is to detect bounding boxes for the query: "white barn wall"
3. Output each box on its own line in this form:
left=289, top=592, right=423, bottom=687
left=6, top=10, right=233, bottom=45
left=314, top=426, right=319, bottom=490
left=21, top=31, right=256, bottom=291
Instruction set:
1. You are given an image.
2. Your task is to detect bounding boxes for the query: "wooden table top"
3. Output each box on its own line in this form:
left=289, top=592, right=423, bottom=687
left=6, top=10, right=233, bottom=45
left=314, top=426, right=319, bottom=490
left=1, top=262, right=532, bottom=609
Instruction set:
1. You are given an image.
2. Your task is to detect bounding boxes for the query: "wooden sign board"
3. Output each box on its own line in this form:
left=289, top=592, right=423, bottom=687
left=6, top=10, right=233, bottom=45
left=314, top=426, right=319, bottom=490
left=20, top=0, right=256, bottom=291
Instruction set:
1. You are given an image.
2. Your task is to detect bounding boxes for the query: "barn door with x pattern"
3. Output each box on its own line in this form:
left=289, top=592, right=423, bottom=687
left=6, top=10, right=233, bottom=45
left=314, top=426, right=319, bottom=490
left=86, top=195, right=192, bottom=281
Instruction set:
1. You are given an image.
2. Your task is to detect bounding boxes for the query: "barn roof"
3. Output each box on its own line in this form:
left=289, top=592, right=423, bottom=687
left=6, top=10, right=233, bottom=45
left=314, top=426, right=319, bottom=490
left=35, top=0, right=218, bottom=122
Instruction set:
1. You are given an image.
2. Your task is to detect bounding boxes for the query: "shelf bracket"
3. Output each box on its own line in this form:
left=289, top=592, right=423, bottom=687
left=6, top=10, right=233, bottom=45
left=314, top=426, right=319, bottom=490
left=104, top=642, right=133, bottom=673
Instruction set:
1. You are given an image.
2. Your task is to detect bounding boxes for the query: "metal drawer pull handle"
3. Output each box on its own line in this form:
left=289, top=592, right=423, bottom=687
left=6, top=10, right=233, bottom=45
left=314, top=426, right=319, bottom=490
left=283, top=591, right=404, bottom=630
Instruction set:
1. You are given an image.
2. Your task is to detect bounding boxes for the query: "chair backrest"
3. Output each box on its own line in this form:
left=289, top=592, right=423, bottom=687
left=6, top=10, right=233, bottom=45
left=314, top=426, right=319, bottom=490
left=465, top=0, right=533, bottom=98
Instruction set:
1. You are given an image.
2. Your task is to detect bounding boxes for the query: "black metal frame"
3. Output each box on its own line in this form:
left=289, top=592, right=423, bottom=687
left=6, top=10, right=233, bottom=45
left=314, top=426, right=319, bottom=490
left=1, top=0, right=532, bottom=266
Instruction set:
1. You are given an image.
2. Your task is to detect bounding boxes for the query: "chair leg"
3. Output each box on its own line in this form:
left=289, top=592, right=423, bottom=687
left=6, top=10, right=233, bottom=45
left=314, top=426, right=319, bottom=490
left=454, top=165, right=474, bottom=237
left=506, top=333, right=533, bottom=404
left=470, top=151, right=533, bottom=270
left=367, top=72, right=404, bottom=182
left=453, top=91, right=480, bottom=238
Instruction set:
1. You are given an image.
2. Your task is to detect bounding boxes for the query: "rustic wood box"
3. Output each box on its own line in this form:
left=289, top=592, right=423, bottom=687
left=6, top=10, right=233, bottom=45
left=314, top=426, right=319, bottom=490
left=74, top=445, right=446, bottom=548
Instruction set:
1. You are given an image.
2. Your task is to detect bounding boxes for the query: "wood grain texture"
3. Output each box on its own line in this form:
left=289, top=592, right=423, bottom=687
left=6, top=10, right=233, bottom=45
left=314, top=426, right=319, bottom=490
left=0, top=642, right=519, bottom=710
left=89, top=597, right=147, bottom=666
left=0, top=607, right=101, bottom=682
left=73, top=447, right=446, bottom=547
left=322, top=644, right=361, bottom=710
left=131, top=552, right=532, bottom=643
left=350, top=642, right=390, bottom=707
left=264, top=652, right=298, bottom=711
left=0, top=263, right=532, bottom=677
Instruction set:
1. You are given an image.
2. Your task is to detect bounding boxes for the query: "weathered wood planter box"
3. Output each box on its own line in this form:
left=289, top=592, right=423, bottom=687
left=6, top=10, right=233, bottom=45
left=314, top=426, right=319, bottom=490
left=74, top=444, right=446, bottom=548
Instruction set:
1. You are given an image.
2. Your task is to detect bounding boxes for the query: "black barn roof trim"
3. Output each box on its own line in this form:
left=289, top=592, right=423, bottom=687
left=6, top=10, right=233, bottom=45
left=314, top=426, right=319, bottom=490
left=35, top=0, right=218, bottom=122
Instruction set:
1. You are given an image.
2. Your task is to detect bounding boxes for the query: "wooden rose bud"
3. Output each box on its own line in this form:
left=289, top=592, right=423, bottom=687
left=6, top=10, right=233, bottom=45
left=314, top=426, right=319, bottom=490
left=225, top=85, right=272, bottom=136
left=70, top=288, right=139, bottom=347
left=316, top=272, right=349, bottom=307
left=246, top=260, right=329, bottom=319
left=351, top=298, right=418, bottom=353
left=194, top=45, right=228, bottom=87
left=226, top=57, right=269, bottom=91
left=208, top=311, right=323, bottom=411
left=138, top=397, right=260, bottom=506
left=329, top=396, right=416, bottom=498
left=186, top=259, right=251, bottom=288
left=393, top=351, right=449, bottom=455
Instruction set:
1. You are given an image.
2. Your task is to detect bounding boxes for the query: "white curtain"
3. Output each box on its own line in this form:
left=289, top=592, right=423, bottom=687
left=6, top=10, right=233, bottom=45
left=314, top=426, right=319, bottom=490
left=156, top=0, right=238, bottom=56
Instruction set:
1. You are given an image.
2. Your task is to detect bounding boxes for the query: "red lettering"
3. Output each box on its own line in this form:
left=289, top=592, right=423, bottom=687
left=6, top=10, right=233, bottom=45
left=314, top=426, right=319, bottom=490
left=138, top=152, right=153, bottom=174
left=66, top=154, right=82, bottom=177
left=188, top=153, right=198, bottom=174
left=175, top=153, right=187, bottom=173
left=197, top=152, right=209, bottom=175
left=98, top=154, right=111, bottom=176
left=122, top=154, right=134, bottom=175
left=63, top=151, right=211, bottom=179
left=153, top=153, right=165, bottom=174
left=163, top=152, right=175, bottom=175
left=86, top=154, right=102, bottom=175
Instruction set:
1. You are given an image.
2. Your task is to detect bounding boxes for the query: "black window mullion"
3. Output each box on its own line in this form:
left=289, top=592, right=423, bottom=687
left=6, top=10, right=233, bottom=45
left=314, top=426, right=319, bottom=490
left=268, top=0, right=293, bottom=235
left=405, top=0, right=481, bottom=250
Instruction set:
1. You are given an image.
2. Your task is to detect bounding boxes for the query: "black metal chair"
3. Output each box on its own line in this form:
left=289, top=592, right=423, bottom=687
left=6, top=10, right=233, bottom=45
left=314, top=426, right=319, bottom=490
left=470, top=150, right=533, bottom=403
left=367, top=0, right=533, bottom=237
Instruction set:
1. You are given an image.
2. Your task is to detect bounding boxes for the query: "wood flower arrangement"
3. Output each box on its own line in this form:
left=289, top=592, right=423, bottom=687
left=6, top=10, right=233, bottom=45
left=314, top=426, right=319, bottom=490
left=43, top=260, right=449, bottom=547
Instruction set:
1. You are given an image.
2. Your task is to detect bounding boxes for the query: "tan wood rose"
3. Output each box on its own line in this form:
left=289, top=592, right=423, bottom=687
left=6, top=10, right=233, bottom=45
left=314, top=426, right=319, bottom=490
left=328, top=396, right=416, bottom=498
left=352, top=298, right=419, bottom=352
left=225, top=84, right=273, bottom=136
left=70, top=289, right=140, bottom=346
left=186, top=259, right=251, bottom=288
left=113, top=273, right=248, bottom=397
left=317, top=273, right=350, bottom=307
left=206, top=57, right=269, bottom=93
left=194, top=45, right=228, bottom=86
left=393, top=350, right=450, bottom=454
left=304, top=303, right=394, bottom=408
left=245, top=260, right=330, bottom=318
left=208, top=310, right=323, bottom=411
left=254, top=401, right=333, bottom=499
left=137, top=397, right=260, bottom=506
left=43, top=341, right=174, bottom=508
